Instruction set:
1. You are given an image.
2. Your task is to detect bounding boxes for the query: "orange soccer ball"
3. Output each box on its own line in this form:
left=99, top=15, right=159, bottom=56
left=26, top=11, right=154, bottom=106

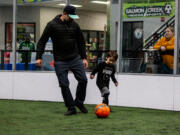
left=94, top=103, right=110, bottom=118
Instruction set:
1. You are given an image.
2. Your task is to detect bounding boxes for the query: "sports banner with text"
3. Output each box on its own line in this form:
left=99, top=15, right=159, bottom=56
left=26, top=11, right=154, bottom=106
left=123, top=2, right=175, bottom=18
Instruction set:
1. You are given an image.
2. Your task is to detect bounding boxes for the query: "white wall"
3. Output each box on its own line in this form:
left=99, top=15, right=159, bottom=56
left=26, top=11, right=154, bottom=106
left=17, top=6, right=40, bottom=42
left=0, top=6, right=13, bottom=49
left=40, top=7, right=62, bottom=37
left=76, top=10, right=107, bottom=31
left=110, top=2, right=119, bottom=50
left=0, top=6, right=40, bottom=49
left=1, top=71, right=180, bottom=111
left=40, top=7, right=107, bottom=35
left=0, top=6, right=107, bottom=49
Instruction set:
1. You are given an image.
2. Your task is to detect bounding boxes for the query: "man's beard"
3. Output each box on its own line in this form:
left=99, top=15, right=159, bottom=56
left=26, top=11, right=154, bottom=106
left=64, top=18, right=73, bottom=24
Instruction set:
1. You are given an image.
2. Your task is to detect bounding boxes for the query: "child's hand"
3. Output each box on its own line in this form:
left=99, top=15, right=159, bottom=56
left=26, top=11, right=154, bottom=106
left=115, top=82, right=118, bottom=87
left=90, top=75, right=94, bottom=79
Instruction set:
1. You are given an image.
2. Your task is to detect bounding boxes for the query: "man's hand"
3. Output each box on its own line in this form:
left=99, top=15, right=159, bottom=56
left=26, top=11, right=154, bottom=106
left=160, top=46, right=166, bottom=51
left=83, top=59, right=88, bottom=69
left=90, top=75, right=94, bottom=79
left=115, top=82, right=118, bottom=87
left=36, top=59, right=42, bottom=67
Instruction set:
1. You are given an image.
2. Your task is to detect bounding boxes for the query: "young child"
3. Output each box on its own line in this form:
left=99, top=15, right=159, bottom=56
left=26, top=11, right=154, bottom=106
left=90, top=51, right=118, bottom=106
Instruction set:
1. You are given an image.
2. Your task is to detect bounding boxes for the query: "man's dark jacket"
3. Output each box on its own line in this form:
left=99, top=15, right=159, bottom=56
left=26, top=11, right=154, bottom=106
left=36, top=14, right=86, bottom=61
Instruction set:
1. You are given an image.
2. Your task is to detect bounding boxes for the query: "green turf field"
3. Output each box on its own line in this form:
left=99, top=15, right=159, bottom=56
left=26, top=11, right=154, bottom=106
left=0, top=100, right=180, bottom=135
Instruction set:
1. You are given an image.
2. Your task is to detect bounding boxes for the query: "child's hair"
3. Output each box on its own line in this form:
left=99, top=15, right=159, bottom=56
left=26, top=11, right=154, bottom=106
left=106, top=51, right=118, bottom=61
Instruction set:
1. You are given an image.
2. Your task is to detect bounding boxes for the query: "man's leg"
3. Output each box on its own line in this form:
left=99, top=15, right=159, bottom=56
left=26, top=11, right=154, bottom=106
left=54, top=61, right=76, bottom=115
left=70, top=57, right=88, bottom=113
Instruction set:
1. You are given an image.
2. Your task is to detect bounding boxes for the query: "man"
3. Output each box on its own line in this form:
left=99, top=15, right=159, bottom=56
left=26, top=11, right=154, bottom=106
left=36, top=5, right=88, bottom=115
left=19, top=35, right=35, bottom=63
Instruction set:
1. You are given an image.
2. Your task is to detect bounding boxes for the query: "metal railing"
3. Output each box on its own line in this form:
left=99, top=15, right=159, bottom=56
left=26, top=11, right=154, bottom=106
left=0, top=50, right=52, bottom=70
left=0, top=49, right=111, bottom=71
left=143, top=15, right=175, bottom=49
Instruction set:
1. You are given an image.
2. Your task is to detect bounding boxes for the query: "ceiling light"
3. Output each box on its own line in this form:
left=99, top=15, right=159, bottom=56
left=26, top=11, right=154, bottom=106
left=58, top=3, right=82, bottom=8
left=91, top=1, right=110, bottom=5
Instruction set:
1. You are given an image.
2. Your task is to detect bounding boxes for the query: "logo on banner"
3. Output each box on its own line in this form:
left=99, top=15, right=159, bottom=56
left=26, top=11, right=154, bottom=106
left=164, top=4, right=172, bottom=14
left=125, top=3, right=173, bottom=17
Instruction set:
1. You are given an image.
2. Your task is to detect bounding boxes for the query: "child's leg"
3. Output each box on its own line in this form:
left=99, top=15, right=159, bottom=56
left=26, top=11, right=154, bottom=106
left=100, top=87, right=110, bottom=97
left=103, top=94, right=113, bottom=112
left=102, top=94, right=109, bottom=105
left=100, top=87, right=110, bottom=105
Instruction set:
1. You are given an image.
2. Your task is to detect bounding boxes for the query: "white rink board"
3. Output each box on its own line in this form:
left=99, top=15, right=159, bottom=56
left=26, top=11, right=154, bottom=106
left=0, top=72, right=13, bottom=99
left=0, top=71, right=179, bottom=111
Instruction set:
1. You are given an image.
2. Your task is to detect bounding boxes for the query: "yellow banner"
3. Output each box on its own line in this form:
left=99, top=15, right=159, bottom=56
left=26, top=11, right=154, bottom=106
left=17, top=0, right=45, bottom=3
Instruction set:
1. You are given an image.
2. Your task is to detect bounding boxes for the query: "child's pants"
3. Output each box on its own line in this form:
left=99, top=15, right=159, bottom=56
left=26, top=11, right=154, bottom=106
left=100, top=87, right=110, bottom=105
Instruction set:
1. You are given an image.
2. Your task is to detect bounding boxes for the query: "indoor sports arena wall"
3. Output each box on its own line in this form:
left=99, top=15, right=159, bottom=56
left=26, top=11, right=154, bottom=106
left=0, top=71, right=180, bottom=111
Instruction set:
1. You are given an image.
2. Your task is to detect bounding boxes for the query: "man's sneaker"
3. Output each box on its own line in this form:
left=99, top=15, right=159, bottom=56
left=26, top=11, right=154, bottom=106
left=76, top=104, right=88, bottom=113
left=64, top=109, right=77, bottom=116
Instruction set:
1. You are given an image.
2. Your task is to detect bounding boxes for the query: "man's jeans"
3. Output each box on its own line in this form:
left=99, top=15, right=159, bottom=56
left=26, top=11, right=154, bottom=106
left=54, top=56, right=87, bottom=110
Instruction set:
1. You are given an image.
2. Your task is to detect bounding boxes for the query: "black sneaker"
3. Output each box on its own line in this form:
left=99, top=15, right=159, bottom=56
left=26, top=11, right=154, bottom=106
left=64, top=109, right=77, bottom=116
left=110, top=108, right=113, bottom=112
left=76, top=104, right=88, bottom=113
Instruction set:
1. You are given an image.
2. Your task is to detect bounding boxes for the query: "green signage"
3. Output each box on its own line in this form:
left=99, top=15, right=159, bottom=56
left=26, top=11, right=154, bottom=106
left=123, top=2, right=175, bottom=18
